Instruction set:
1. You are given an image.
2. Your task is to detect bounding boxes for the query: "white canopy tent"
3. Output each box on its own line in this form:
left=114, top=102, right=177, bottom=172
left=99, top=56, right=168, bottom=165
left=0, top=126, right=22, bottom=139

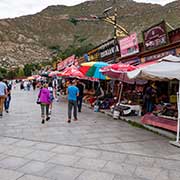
left=128, top=55, right=180, bottom=145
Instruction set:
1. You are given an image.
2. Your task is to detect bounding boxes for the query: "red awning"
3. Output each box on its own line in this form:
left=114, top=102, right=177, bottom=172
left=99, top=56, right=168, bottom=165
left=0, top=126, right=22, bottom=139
left=57, top=55, right=75, bottom=71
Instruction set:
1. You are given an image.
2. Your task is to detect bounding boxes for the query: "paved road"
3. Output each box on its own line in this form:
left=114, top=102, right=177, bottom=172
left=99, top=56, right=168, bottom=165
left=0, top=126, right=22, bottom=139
left=0, top=87, right=180, bottom=180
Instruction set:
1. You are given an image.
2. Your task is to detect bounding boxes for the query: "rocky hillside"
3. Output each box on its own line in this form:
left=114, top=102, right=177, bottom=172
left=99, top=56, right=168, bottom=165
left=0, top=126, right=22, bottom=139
left=0, top=0, right=180, bottom=68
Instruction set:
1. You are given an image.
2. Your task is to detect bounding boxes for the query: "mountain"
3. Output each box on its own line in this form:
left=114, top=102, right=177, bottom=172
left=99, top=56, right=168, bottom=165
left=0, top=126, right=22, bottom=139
left=0, top=0, right=180, bottom=68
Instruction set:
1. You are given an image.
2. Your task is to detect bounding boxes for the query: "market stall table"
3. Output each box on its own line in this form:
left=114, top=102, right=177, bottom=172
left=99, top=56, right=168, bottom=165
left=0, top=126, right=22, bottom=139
left=141, top=113, right=177, bottom=132
left=120, top=103, right=142, bottom=116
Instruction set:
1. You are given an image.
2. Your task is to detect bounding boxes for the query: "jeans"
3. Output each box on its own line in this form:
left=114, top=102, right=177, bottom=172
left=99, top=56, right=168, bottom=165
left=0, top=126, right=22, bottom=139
left=77, top=96, right=83, bottom=112
left=40, top=104, right=49, bottom=119
left=146, top=100, right=153, bottom=112
left=68, top=100, right=77, bottom=120
left=4, top=96, right=11, bottom=111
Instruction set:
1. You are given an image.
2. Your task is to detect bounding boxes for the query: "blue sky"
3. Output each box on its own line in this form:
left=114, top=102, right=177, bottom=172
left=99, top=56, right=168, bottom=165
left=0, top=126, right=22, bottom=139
left=0, top=0, right=176, bottom=19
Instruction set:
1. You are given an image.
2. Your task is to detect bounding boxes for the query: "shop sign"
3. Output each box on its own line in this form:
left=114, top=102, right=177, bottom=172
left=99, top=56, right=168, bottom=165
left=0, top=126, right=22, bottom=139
left=87, top=39, right=120, bottom=62
left=57, top=55, right=75, bottom=71
left=99, top=39, right=120, bottom=60
left=122, top=58, right=141, bottom=65
left=144, top=49, right=176, bottom=62
left=119, top=33, right=139, bottom=57
left=143, top=21, right=168, bottom=50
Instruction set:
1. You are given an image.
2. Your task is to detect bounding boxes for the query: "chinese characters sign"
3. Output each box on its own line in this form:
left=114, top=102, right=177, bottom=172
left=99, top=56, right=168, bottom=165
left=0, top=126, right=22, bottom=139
left=143, top=21, right=168, bottom=50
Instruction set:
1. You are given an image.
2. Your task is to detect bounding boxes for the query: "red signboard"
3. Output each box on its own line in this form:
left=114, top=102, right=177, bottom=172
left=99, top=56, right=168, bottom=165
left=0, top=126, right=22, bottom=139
left=143, top=21, right=168, bottom=50
left=119, top=33, right=139, bottom=57
left=57, top=55, right=75, bottom=71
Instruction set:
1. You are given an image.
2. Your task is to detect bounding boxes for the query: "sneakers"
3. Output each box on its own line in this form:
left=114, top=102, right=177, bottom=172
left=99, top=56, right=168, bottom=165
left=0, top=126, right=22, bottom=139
left=46, top=117, right=50, bottom=121
left=41, top=119, right=45, bottom=124
left=67, top=118, right=78, bottom=123
left=5, top=110, right=9, bottom=113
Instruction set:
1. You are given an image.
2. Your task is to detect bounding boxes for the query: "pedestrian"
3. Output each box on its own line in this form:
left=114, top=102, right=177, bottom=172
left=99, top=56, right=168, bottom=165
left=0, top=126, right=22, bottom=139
left=143, top=82, right=157, bottom=113
left=0, top=77, right=7, bottom=117
left=27, top=81, right=31, bottom=91
left=23, top=81, right=27, bottom=90
left=76, top=80, right=85, bottom=112
left=20, top=81, right=24, bottom=90
left=4, top=81, right=12, bottom=113
left=67, top=80, right=79, bottom=123
left=48, top=81, right=54, bottom=115
left=52, top=79, right=58, bottom=101
left=32, top=80, right=36, bottom=90
left=13, top=80, right=16, bottom=89
left=37, top=83, right=51, bottom=124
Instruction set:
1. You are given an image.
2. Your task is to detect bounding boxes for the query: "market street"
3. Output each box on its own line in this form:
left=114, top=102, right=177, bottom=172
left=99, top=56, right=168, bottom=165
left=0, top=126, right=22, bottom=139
left=0, top=87, right=180, bottom=180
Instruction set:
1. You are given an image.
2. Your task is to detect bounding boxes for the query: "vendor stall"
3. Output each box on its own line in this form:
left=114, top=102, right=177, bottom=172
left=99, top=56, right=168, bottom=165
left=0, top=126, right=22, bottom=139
left=128, top=55, right=180, bottom=144
left=100, top=62, right=146, bottom=117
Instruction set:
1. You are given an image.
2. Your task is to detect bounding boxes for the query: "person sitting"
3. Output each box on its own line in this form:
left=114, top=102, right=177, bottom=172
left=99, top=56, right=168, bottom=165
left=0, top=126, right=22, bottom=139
left=93, top=84, right=105, bottom=108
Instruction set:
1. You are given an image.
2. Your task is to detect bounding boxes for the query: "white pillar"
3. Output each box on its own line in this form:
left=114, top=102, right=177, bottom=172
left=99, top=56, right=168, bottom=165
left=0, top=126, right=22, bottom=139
left=176, top=80, right=180, bottom=142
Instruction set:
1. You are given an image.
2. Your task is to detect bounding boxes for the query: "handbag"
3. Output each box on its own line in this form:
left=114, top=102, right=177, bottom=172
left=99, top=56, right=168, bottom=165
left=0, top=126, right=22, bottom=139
left=36, top=89, right=42, bottom=104
left=36, top=98, right=41, bottom=104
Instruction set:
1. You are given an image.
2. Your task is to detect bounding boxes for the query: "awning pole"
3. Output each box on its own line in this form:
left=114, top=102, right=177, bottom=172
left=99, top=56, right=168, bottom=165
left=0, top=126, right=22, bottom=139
left=176, top=80, right=180, bottom=142
left=118, top=82, right=123, bottom=104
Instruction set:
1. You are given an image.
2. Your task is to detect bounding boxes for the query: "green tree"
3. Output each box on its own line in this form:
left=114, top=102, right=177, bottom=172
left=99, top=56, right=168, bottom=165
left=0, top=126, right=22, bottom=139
left=6, top=70, right=17, bottom=79
left=24, top=64, right=33, bottom=76
left=68, top=18, right=78, bottom=26
left=17, top=68, right=24, bottom=78
left=0, top=67, right=7, bottom=78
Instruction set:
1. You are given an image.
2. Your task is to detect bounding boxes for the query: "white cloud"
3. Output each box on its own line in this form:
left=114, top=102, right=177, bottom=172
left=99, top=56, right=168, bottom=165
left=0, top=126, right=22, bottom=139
left=0, top=0, right=87, bottom=19
left=0, top=0, right=176, bottom=19
left=134, top=0, right=175, bottom=5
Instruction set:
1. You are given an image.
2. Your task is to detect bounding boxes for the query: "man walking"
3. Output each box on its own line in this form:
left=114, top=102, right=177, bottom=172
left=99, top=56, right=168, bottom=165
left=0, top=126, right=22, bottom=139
left=4, top=80, right=12, bottom=113
left=0, top=77, right=7, bottom=117
left=76, top=80, right=84, bottom=112
left=67, top=80, right=79, bottom=123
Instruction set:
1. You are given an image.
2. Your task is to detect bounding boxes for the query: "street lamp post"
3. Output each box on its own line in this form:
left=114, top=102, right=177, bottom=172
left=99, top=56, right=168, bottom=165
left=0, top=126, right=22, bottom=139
left=70, top=3, right=129, bottom=63
left=91, top=5, right=128, bottom=63
left=102, top=6, right=117, bottom=63
left=113, top=7, right=117, bottom=63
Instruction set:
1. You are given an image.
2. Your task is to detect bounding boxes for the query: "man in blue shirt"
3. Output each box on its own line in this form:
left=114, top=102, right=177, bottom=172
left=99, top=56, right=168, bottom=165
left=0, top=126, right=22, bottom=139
left=0, top=77, right=7, bottom=117
left=67, top=80, right=79, bottom=123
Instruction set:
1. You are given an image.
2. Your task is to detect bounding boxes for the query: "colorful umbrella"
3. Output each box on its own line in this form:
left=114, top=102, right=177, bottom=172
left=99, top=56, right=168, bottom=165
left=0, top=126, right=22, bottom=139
left=79, top=61, right=109, bottom=80
left=57, top=65, right=85, bottom=78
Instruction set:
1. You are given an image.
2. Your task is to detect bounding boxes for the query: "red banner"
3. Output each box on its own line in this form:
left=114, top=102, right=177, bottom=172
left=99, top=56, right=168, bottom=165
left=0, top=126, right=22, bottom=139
left=57, top=55, right=75, bottom=71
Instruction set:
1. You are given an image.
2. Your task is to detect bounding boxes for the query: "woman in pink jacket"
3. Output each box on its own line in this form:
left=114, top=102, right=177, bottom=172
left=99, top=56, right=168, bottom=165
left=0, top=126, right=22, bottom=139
left=38, top=83, right=51, bottom=124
